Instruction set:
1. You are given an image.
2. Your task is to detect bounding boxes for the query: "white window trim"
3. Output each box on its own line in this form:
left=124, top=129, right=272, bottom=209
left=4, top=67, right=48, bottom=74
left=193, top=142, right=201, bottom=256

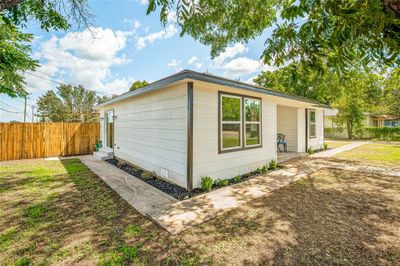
left=244, top=97, right=262, bottom=148
left=309, top=109, right=316, bottom=139
left=220, top=94, right=242, bottom=151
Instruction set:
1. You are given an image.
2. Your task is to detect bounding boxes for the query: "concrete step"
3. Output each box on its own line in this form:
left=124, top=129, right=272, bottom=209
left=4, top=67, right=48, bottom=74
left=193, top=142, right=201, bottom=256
left=99, top=147, right=114, bottom=157
left=93, top=150, right=114, bottom=160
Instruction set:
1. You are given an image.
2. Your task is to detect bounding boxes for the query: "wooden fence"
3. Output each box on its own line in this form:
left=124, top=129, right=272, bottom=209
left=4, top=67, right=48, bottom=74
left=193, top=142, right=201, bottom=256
left=0, top=122, right=100, bottom=161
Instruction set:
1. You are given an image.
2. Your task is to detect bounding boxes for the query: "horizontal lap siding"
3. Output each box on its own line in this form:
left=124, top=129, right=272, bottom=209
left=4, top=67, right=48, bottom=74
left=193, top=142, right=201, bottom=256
left=101, top=85, right=188, bottom=188
left=193, top=84, right=277, bottom=188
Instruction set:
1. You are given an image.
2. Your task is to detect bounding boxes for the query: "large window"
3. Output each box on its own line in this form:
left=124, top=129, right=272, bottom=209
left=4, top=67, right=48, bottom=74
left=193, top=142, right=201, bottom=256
left=219, top=92, right=262, bottom=152
left=309, top=109, right=316, bottom=138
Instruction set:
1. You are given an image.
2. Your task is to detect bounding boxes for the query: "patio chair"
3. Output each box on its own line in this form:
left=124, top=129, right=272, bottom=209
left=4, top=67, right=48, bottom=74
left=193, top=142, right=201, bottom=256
left=277, top=133, right=287, bottom=153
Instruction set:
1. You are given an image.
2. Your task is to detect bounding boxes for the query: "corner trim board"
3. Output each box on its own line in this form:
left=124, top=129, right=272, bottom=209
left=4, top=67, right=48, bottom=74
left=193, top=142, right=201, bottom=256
left=187, top=82, right=194, bottom=191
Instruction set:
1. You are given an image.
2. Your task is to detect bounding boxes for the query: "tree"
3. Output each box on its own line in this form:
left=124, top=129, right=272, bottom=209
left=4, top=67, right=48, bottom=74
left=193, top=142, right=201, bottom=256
left=147, top=0, right=400, bottom=71
left=129, top=80, right=149, bottom=91
left=383, top=68, right=400, bottom=116
left=0, top=0, right=92, bottom=97
left=36, top=84, right=98, bottom=122
left=254, top=63, right=386, bottom=138
left=36, top=91, right=66, bottom=122
left=254, top=62, right=339, bottom=105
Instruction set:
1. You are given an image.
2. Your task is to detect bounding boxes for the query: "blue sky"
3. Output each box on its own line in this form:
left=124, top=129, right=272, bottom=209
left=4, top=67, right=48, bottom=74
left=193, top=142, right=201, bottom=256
left=0, top=0, right=275, bottom=122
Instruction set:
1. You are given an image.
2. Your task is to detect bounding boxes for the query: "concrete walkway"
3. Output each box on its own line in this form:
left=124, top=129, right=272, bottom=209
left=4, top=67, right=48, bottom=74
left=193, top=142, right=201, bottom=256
left=147, top=157, right=400, bottom=235
left=79, top=156, right=177, bottom=215
left=311, top=141, right=367, bottom=158
left=148, top=160, right=319, bottom=234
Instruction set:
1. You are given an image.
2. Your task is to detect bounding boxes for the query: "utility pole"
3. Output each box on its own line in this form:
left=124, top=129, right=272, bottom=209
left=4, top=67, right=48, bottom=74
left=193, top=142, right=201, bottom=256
left=32, top=106, right=35, bottom=122
left=24, top=95, right=27, bottom=123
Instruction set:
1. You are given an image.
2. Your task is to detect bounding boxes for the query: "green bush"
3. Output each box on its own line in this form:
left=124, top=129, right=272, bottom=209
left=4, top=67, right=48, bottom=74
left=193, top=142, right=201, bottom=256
left=262, top=165, right=268, bottom=173
left=365, top=127, right=400, bottom=141
left=323, top=143, right=328, bottom=150
left=307, top=147, right=314, bottom=154
left=141, top=172, right=153, bottom=179
left=269, top=159, right=278, bottom=170
left=324, top=126, right=400, bottom=141
left=233, top=175, right=241, bottom=183
left=200, top=176, right=213, bottom=192
left=256, top=167, right=263, bottom=174
left=213, top=178, right=229, bottom=187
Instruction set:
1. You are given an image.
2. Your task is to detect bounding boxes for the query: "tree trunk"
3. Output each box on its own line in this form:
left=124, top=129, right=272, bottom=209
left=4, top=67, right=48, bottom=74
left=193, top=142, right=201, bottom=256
left=347, top=121, right=353, bottom=140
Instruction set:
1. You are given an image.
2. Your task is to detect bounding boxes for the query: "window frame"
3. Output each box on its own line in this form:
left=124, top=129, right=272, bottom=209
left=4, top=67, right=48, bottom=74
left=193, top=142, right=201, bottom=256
left=218, top=91, right=262, bottom=154
left=308, top=109, right=316, bottom=139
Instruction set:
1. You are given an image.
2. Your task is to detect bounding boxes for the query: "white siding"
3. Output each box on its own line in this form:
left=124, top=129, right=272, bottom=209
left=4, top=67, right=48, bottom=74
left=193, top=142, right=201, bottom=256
left=277, top=105, right=298, bottom=152
left=99, top=84, right=188, bottom=188
left=192, top=83, right=277, bottom=188
left=308, top=108, right=324, bottom=150
left=297, top=109, right=306, bottom=153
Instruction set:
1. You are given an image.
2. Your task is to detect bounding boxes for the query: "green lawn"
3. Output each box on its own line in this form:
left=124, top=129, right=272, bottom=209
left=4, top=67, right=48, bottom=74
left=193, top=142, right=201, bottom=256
left=334, top=143, right=400, bottom=167
left=325, top=140, right=351, bottom=149
left=1, top=158, right=399, bottom=265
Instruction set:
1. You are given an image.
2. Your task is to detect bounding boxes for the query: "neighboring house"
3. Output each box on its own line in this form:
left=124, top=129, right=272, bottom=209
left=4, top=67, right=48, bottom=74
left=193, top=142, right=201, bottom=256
left=324, top=109, right=400, bottom=128
left=94, top=70, right=326, bottom=190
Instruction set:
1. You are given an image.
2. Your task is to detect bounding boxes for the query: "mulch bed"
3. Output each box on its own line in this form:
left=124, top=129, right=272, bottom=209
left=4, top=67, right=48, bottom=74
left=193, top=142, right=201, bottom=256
left=106, top=158, right=280, bottom=200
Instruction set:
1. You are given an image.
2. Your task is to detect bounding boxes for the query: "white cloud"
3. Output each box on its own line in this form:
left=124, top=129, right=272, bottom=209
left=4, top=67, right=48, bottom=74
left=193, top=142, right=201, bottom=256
left=168, top=59, right=180, bottom=67
left=136, top=24, right=178, bottom=50
left=195, top=62, right=203, bottom=69
left=25, top=27, right=134, bottom=95
left=138, top=0, right=148, bottom=5
left=123, top=19, right=141, bottom=30
left=167, top=11, right=177, bottom=23
left=213, top=43, right=248, bottom=65
left=188, top=56, right=198, bottom=65
left=220, top=57, right=276, bottom=78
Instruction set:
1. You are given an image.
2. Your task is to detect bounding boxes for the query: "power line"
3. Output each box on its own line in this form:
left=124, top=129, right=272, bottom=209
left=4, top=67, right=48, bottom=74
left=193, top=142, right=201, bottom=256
left=0, top=106, right=24, bottom=114
left=0, top=101, right=22, bottom=112
left=25, top=70, right=105, bottom=95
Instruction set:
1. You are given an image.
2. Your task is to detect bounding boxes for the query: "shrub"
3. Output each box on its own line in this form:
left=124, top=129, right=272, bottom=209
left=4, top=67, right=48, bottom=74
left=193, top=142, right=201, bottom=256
left=365, top=127, right=400, bottom=141
left=141, top=172, right=153, bottom=179
left=261, top=165, right=268, bottom=173
left=269, top=159, right=278, bottom=170
left=200, top=176, right=213, bottom=192
left=256, top=167, right=263, bottom=174
left=233, top=175, right=241, bottom=183
left=323, top=143, right=328, bottom=150
left=214, top=178, right=229, bottom=187
left=307, top=147, right=314, bottom=154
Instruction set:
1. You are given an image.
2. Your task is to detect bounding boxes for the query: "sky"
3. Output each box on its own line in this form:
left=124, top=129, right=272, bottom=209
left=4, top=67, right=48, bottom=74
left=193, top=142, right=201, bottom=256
left=0, top=0, right=276, bottom=122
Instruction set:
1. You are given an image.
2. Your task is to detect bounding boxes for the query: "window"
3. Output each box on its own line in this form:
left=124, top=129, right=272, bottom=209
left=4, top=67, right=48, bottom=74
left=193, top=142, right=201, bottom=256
left=219, top=92, right=262, bottom=152
left=244, top=98, right=261, bottom=146
left=309, top=109, right=316, bottom=138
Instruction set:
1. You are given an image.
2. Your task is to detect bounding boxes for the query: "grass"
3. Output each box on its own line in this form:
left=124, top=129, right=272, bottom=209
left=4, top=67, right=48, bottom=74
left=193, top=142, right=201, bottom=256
left=334, top=143, right=400, bottom=167
left=1, top=158, right=399, bottom=264
left=325, top=140, right=351, bottom=149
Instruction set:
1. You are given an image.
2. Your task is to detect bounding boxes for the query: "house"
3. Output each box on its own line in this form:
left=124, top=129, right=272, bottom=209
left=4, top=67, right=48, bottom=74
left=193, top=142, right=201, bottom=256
left=94, top=70, right=326, bottom=191
left=324, top=109, right=400, bottom=128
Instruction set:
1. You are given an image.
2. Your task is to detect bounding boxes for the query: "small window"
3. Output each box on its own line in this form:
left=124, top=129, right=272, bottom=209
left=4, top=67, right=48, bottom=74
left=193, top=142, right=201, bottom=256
left=309, top=109, right=316, bottom=138
left=219, top=93, right=262, bottom=152
left=221, top=95, right=242, bottom=149
left=244, top=98, right=261, bottom=146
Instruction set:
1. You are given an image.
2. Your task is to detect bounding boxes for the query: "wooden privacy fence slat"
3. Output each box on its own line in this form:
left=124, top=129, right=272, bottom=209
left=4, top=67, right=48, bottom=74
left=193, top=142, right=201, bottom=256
left=0, top=122, right=100, bottom=161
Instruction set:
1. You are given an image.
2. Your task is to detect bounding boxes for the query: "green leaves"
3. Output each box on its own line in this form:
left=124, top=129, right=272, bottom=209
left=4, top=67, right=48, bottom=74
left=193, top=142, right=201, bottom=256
left=36, top=84, right=99, bottom=122
left=0, top=17, right=38, bottom=97
left=1, top=0, right=92, bottom=97
left=146, top=0, right=400, bottom=72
